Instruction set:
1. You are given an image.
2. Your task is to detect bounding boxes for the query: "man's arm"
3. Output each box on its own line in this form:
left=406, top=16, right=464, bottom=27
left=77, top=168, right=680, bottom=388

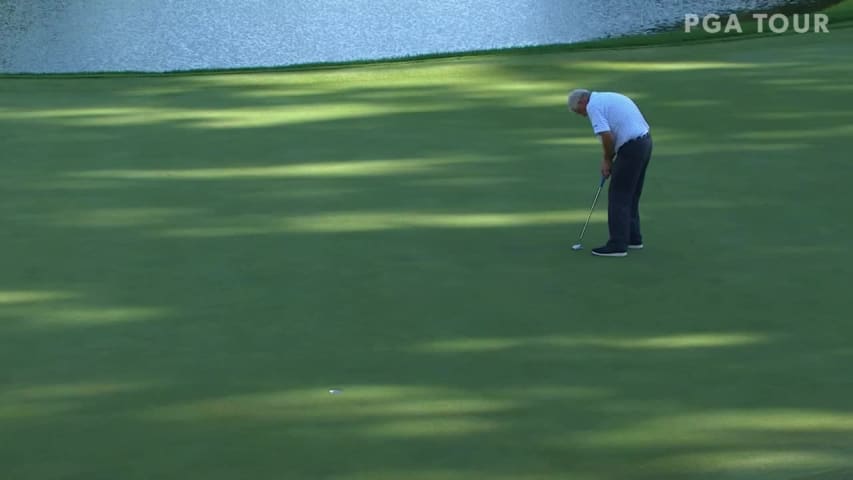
left=599, top=131, right=616, bottom=178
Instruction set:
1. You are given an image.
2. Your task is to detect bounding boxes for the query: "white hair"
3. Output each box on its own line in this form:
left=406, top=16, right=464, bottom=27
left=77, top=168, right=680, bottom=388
left=568, top=89, right=590, bottom=111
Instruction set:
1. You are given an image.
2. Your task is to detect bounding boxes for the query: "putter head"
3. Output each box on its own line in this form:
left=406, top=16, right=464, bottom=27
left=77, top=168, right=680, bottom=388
left=571, top=243, right=583, bottom=251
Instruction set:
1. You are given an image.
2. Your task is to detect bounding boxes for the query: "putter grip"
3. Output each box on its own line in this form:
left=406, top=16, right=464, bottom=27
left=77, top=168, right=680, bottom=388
left=599, top=176, right=606, bottom=187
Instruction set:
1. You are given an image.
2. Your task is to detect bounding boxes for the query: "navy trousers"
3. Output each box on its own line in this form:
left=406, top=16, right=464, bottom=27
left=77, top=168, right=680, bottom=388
left=608, top=133, right=653, bottom=250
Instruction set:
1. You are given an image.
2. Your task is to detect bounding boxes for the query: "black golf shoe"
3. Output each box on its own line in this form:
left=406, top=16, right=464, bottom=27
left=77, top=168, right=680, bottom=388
left=629, top=237, right=643, bottom=249
left=591, top=244, right=628, bottom=257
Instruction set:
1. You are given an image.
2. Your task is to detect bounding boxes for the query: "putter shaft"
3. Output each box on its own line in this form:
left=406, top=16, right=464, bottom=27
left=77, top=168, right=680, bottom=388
left=576, top=176, right=606, bottom=244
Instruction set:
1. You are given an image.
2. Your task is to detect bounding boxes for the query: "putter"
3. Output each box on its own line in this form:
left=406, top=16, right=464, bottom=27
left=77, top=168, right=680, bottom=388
left=572, top=175, right=607, bottom=251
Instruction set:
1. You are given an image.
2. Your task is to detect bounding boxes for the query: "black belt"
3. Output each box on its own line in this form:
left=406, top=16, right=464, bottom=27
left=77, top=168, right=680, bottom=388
left=631, top=132, right=650, bottom=141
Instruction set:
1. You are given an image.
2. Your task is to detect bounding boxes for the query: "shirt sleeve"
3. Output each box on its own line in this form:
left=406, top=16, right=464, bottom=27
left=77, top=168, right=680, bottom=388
left=587, top=104, right=610, bottom=135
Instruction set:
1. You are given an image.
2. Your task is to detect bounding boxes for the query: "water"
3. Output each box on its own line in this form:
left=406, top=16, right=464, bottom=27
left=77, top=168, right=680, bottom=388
left=0, top=0, right=823, bottom=74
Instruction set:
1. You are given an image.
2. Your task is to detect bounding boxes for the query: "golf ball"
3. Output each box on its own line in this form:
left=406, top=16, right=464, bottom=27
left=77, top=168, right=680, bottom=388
left=328, top=388, right=343, bottom=395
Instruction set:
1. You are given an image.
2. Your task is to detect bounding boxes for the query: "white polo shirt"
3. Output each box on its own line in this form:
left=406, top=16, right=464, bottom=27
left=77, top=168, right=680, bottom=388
left=586, top=92, right=650, bottom=150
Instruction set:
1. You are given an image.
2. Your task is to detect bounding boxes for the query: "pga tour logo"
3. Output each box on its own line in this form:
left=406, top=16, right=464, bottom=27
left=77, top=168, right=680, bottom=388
left=685, top=13, right=829, bottom=34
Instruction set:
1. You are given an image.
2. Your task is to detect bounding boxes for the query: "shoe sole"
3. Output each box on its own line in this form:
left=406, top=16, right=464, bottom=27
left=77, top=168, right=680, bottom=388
left=592, top=251, right=627, bottom=257
left=628, top=244, right=644, bottom=249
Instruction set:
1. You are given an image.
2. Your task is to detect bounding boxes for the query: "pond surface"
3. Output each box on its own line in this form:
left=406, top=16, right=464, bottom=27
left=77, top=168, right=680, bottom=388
left=0, top=0, right=819, bottom=73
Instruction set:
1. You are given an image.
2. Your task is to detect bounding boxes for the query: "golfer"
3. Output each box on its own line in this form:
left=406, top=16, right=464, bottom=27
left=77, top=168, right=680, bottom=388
left=568, top=89, right=653, bottom=257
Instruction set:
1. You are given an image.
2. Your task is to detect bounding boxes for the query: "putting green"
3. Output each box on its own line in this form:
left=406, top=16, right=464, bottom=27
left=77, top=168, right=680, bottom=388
left=1, top=20, right=852, bottom=480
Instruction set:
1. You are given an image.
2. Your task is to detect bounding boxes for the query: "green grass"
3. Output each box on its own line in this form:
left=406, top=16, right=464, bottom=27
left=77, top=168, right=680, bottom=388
left=2, top=22, right=853, bottom=480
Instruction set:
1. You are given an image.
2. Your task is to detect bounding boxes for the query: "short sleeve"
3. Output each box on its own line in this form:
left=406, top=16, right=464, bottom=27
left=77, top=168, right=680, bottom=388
left=587, top=104, right=610, bottom=135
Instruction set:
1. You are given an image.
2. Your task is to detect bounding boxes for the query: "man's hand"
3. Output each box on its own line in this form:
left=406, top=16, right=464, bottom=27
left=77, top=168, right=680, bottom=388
left=598, top=131, right=615, bottom=179
left=601, top=156, right=613, bottom=179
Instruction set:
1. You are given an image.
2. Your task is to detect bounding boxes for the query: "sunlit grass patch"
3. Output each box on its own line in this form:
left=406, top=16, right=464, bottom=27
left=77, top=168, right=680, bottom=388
left=71, top=157, right=473, bottom=180
left=0, top=382, right=150, bottom=419
left=159, top=209, right=606, bottom=237
left=0, top=290, right=78, bottom=305
left=416, top=333, right=771, bottom=353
